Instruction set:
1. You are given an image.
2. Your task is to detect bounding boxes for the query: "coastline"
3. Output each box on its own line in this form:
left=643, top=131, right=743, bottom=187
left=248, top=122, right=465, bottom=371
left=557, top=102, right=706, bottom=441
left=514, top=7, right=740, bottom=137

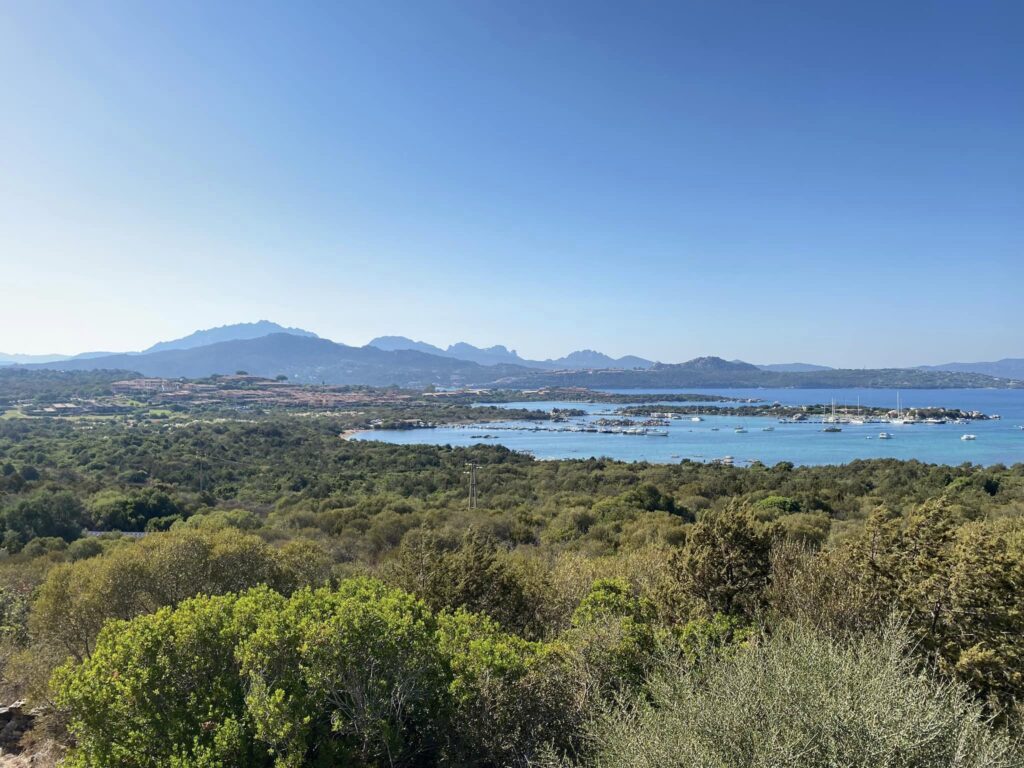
left=340, top=428, right=369, bottom=440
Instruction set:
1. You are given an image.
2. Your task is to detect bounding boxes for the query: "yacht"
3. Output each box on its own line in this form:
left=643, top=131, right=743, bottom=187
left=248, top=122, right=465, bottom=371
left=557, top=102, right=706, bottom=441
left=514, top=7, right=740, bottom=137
left=734, top=426, right=748, bottom=434
left=823, top=398, right=840, bottom=423
left=690, top=406, right=703, bottom=422
left=823, top=400, right=842, bottom=432
left=645, top=429, right=669, bottom=437
left=878, top=432, right=892, bottom=440
left=889, top=392, right=913, bottom=425
left=848, top=397, right=865, bottom=425
left=762, top=426, right=774, bottom=432
left=961, top=434, right=977, bottom=441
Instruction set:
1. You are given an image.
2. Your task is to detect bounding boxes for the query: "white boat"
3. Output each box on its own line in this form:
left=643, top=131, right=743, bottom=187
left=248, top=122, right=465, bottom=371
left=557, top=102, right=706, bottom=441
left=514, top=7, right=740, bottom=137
left=735, top=427, right=748, bottom=434
left=645, top=429, right=669, bottom=437
left=690, top=406, right=703, bottom=422
left=889, top=392, right=916, bottom=425
left=961, top=434, right=977, bottom=441
left=823, top=400, right=842, bottom=432
left=878, top=432, right=892, bottom=440
left=762, top=426, right=774, bottom=432
left=849, top=397, right=865, bottom=425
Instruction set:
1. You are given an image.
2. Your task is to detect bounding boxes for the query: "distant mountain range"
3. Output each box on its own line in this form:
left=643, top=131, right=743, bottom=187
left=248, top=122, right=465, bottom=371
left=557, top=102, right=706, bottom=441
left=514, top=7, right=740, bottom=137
left=367, top=336, right=654, bottom=370
left=0, top=321, right=312, bottom=366
left=4, top=322, right=1022, bottom=389
left=24, top=334, right=532, bottom=388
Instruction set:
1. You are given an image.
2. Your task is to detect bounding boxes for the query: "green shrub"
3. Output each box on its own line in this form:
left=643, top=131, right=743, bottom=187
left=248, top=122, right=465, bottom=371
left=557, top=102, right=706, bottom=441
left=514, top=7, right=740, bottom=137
left=563, top=623, right=1023, bottom=768
left=53, top=587, right=284, bottom=768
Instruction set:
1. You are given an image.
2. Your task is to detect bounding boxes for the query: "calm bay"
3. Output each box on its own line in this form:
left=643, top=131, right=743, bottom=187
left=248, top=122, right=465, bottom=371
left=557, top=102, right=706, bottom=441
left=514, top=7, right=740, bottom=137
left=353, top=388, right=1024, bottom=466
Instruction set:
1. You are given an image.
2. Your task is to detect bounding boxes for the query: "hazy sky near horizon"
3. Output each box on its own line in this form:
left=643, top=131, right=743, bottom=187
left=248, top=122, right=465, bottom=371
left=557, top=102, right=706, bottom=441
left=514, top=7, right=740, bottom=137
left=2, top=1, right=1021, bottom=367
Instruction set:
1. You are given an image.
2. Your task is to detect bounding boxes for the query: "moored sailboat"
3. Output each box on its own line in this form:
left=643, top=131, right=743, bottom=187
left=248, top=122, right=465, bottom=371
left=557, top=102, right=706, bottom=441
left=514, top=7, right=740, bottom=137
left=889, top=392, right=914, bottom=425
left=823, top=399, right=842, bottom=432
left=849, top=396, right=865, bottom=425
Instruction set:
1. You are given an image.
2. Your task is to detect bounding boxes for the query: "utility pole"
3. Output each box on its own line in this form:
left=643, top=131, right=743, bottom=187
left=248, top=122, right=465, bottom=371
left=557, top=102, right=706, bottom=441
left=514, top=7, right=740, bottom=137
left=465, top=463, right=479, bottom=510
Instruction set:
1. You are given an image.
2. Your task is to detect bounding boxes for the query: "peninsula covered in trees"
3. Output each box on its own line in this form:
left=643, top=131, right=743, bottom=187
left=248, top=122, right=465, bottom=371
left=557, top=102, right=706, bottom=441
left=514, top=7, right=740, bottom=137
left=496, top=356, right=1024, bottom=390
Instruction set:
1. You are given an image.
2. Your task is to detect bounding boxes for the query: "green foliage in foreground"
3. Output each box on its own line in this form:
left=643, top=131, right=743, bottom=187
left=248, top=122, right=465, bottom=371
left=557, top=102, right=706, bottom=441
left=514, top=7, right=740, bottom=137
left=2, top=411, right=1024, bottom=764
left=559, top=624, right=1021, bottom=768
left=53, top=581, right=1022, bottom=768
left=53, top=579, right=585, bottom=768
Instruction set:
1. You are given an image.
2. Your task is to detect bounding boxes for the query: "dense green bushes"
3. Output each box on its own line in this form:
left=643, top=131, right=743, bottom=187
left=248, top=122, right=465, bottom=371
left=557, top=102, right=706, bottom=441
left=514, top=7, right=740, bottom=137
left=51, top=583, right=1024, bottom=768
left=1, top=491, right=87, bottom=551
left=53, top=579, right=586, bottom=767
left=1, top=413, right=1024, bottom=764
left=559, top=624, right=1022, bottom=768
left=29, top=529, right=332, bottom=663
left=771, top=504, right=1024, bottom=711
left=53, top=588, right=279, bottom=768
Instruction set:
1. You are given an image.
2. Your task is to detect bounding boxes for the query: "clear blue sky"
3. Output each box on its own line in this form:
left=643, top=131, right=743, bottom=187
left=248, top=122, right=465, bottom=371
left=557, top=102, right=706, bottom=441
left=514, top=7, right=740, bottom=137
left=2, top=1, right=1021, bottom=366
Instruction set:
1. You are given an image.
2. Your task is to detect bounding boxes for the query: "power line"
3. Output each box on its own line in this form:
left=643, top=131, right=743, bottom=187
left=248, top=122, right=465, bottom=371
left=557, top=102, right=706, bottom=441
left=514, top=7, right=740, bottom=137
left=465, top=463, right=479, bottom=510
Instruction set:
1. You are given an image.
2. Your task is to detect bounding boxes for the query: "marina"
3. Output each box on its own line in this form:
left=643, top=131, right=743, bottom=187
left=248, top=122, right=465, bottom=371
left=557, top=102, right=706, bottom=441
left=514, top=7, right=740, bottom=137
left=354, top=388, right=1024, bottom=467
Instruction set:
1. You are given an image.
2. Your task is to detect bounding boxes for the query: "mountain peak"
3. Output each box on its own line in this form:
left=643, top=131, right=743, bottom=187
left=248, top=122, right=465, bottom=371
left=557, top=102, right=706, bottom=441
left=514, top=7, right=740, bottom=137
left=448, top=342, right=516, bottom=357
left=143, top=321, right=317, bottom=354
left=679, top=356, right=760, bottom=371
left=555, top=350, right=616, bottom=367
left=758, top=362, right=834, bottom=372
left=368, top=336, right=446, bottom=355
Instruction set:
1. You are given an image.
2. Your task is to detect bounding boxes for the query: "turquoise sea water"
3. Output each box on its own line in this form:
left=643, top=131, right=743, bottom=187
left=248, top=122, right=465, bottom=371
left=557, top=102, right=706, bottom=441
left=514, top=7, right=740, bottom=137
left=352, top=388, right=1024, bottom=467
